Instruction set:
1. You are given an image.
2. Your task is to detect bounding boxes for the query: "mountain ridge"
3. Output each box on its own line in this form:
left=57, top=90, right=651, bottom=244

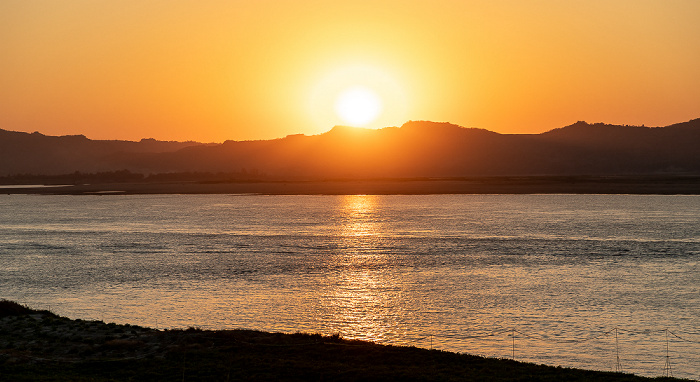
left=2, top=119, right=699, bottom=178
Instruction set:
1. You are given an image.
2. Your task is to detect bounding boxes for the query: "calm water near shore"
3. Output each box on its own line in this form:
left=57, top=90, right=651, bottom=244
left=1, top=194, right=699, bottom=379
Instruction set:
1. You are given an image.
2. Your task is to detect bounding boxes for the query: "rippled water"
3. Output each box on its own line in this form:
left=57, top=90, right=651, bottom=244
left=1, top=194, right=699, bottom=379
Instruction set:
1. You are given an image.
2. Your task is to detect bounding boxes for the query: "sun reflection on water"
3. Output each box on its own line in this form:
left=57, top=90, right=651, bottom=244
left=340, top=194, right=379, bottom=238
left=323, top=195, right=408, bottom=344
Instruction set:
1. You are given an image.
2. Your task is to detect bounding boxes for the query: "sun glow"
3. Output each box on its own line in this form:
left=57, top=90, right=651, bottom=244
left=308, top=64, right=408, bottom=132
left=334, top=86, right=382, bottom=126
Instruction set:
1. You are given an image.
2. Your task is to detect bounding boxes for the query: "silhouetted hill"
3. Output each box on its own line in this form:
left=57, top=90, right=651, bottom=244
left=0, top=129, right=207, bottom=175
left=533, top=119, right=700, bottom=174
left=2, top=119, right=699, bottom=179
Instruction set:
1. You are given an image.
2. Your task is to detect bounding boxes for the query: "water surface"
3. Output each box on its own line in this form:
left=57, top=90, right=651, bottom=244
left=1, top=194, right=698, bottom=379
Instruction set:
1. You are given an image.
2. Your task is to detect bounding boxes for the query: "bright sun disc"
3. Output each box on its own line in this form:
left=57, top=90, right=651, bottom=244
left=334, top=86, right=382, bottom=126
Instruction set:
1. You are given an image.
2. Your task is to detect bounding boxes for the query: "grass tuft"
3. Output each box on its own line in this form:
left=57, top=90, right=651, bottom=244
left=0, top=300, right=34, bottom=317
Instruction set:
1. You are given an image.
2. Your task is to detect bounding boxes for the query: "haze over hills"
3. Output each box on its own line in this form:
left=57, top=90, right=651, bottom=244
left=0, top=129, right=207, bottom=177
left=2, top=119, right=700, bottom=180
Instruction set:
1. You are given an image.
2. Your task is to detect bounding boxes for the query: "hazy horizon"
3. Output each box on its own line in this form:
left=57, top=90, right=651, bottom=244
left=4, top=116, right=699, bottom=144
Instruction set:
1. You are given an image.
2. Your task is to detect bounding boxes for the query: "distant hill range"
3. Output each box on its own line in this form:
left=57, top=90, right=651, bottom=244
left=2, top=119, right=700, bottom=180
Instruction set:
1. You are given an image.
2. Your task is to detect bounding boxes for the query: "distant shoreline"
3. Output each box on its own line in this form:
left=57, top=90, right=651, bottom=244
left=2, top=176, right=700, bottom=195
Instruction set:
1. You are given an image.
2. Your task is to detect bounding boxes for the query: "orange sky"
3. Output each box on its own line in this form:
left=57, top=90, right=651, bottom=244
left=1, top=1, right=699, bottom=142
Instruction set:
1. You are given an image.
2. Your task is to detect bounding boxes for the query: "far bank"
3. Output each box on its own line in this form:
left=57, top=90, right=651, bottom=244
left=3, top=176, right=700, bottom=195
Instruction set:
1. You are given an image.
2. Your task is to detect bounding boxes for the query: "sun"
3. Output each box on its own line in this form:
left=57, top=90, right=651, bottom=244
left=307, top=63, right=408, bottom=132
left=334, top=86, right=382, bottom=126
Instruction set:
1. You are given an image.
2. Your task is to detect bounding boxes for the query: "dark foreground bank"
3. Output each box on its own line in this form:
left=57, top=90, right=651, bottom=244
left=0, top=301, right=687, bottom=382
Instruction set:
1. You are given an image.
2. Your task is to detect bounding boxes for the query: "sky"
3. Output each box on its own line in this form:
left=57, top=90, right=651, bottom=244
left=1, top=0, right=699, bottom=142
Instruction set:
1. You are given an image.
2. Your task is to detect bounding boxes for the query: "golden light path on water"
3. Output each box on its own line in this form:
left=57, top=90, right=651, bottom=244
left=326, top=195, right=399, bottom=344
left=341, top=195, right=378, bottom=237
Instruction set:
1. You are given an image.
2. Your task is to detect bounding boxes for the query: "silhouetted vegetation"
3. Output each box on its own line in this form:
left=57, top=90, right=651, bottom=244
left=0, top=170, right=264, bottom=185
left=0, top=300, right=688, bottom=381
left=0, top=300, right=35, bottom=317
left=3, top=175, right=700, bottom=195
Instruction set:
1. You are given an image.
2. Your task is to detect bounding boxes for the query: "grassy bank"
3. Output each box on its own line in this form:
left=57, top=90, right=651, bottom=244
left=0, top=300, right=687, bottom=381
